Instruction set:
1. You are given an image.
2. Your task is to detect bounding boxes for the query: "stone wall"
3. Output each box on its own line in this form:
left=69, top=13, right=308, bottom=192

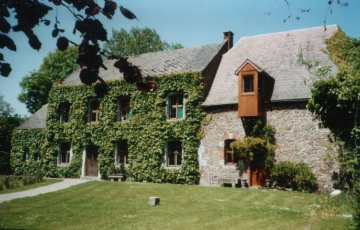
left=200, top=103, right=339, bottom=191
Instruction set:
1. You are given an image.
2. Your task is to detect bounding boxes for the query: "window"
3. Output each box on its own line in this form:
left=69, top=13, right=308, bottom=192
left=115, top=141, right=128, bottom=165
left=59, top=102, right=70, bottom=123
left=243, top=75, right=254, bottom=93
left=88, top=99, right=100, bottom=123
left=168, top=93, right=184, bottom=120
left=23, top=147, right=29, bottom=162
left=166, top=140, right=182, bottom=167
left=224, top=139, right=238, bottom=164
left=58, top=142, right=71, bottom=165
left=34, top=151, right=41, bottom=161
left=117, top=97, right=131, bottom=122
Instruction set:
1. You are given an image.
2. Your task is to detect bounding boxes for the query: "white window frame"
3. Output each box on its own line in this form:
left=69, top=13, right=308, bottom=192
left=165, top=140, right=182, bottom=168
left=114, top=141, right=128, bottom=166
left=88, top=98, right=100, bottom=123
left=57, top=142, right=72, bottom=166
left=166, top=93, right=186, bottom=121
left=117, top=97, right=131, bottom=122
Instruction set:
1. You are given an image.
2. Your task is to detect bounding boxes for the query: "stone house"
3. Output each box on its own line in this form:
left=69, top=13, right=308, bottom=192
left=12, top=25, right=340, bottom=191
left=201, top=25, right=339, bottom=191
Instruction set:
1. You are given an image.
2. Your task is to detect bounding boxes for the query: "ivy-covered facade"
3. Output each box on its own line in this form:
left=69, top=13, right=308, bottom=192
left=11, top=40, right=229, bottom=184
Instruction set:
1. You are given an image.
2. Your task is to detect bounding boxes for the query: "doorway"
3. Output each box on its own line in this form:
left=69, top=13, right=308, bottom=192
left=86, top=145, right=99, bottom=177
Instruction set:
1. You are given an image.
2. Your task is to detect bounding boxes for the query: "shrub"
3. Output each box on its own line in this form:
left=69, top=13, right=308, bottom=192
left=271, top=161, right=298, bottom=189
left=271, top=161, right=318, bottom=192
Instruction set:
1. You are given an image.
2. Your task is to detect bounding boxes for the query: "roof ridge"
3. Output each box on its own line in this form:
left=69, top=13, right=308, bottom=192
left=233, top=24, right=338, bottom=45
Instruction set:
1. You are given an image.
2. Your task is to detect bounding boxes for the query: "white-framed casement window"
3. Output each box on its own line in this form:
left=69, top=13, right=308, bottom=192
left=88, top=99, right=100, bottom=123
left=58, top=142, right=71, bottom=165
left=115, top=141, right=128, bottom=166
left=166, top=140, right=182, bottom=167
left=117, top=97, right=131, bottom=122
left=59, top=101, right=70, bottom=123
left=167, top=93, right=185, bottom=120
left=224, top=139, right=237, bottom=165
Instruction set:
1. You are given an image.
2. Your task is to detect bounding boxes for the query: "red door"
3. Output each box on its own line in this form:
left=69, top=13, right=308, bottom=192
left=250, top=161, right=266, bottom=187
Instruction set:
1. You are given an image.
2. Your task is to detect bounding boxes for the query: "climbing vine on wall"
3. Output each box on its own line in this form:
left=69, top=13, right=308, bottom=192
left=11, top=72, right=205, bottom=184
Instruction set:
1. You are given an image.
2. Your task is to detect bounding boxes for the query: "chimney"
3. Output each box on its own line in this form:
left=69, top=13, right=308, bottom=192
left=223, top=31, right=234, bottom=50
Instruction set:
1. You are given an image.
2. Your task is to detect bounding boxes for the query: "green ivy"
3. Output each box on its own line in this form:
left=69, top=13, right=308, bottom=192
left=11, top=72, right=205, bottom=184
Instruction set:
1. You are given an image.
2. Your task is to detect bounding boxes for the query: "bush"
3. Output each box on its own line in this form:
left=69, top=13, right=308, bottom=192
left=271, top=161, right=318, bottom=192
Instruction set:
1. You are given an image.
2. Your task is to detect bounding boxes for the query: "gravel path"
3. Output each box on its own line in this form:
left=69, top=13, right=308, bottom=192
left=0, top=179, right=91, bottom=203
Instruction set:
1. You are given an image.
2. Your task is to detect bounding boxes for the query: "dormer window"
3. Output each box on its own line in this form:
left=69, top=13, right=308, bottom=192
left=59, top=102, right=70, bottom=123
left=243, top=75, right=254, bottom=93
left=88, top=99, right=100, bottom=123
left=167, top=93, right=184, bottom=120
left=117, top=97, right=131, bottom=122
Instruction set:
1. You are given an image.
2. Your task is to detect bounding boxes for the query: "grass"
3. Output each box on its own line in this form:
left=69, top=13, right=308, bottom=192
left=0, top=178, right=63, bottom=194
left=0, top=181, right=355, bottom=230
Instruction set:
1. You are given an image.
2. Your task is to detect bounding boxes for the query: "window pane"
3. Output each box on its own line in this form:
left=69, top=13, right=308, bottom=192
left=168, top=94, right=184, bottom=120
left=177, top=107, right=183, bottom=119
left=89, top=100, right=100, bottom=122
left=243, top=75, right=254, bottom=92
left=117, top=141, right=128, bottom=165
left=224, top=139, right=236, bottom=164
left=117, top=97, right=130, bottom=122
left=60, top=142, right=71, bottom=164
left=60, top=102, right=70, bottom=123
left=168, top=141, right=182, bottom=166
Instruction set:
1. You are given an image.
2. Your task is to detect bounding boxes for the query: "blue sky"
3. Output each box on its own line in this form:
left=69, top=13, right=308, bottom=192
left=1, top=0, right=359, bottom=116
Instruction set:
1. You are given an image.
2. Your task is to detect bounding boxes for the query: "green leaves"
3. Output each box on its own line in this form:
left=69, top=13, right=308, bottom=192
left=13, top=72, right=204, bottom=184
left=104, top=27, right=183, bottom=57
left=18, top=46, right=78, bottom=113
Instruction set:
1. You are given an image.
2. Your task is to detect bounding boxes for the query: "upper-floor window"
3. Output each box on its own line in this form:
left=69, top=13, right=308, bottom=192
left=115, top=141, right=128, bottom=166
left=167, top=93, right=184, bottom=120
left=224, top=139, right=237, bottom=164
left=58, top=142, right=71, bottom=165
left=166, top=140, right=182, bottom=167
left=88, top=99, right=100, bottom=123
left=243, top=75, right=254, bottom=93
left=59, top=102, right=70, bottom=123
left=117, top=97, right=131, bottom=122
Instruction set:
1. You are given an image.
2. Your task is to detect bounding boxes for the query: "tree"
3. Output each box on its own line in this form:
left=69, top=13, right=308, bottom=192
left=104, top=27, right=183, bottom=57
left=0, top=94, right=24, bottom=174
left=306, top=29, right=359, bottom=227
left=18, top=46, right=78, bottom=113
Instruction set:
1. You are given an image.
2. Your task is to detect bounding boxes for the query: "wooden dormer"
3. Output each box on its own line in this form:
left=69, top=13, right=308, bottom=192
left=235, top=59, right=274, bottom=117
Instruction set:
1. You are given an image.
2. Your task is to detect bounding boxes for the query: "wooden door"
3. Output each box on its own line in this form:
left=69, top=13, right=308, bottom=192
left=250, top=161, right=266, bottom=187
left=86, top=146, right=98, bottom=177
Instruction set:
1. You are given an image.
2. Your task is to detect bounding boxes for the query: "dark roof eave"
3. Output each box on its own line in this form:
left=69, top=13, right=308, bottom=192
left=201, top=98, right=310, bottom=108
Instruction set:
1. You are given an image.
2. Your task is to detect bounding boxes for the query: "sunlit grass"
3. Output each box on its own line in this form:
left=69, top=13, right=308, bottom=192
left=0, top=181, right=355, bottom=229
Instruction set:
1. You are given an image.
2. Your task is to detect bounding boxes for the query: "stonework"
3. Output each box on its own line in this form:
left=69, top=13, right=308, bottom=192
left=200, top=103, right=339, bottom=192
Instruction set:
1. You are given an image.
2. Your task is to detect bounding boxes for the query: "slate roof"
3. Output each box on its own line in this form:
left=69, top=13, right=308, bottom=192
left=62, top=42, right=227, bottom=85
left=203, top=25, right=338, bottom=106
left=17, top=104, right=48, bottom=130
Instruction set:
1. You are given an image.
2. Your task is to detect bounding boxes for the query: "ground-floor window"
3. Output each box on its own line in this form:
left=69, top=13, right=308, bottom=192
left=58, top=142, right=71, bottom=165
left=115, top=141, right=128, bottom=166
left=166, top=140, right=182, bottom=167
left=224, top=139, right=237, bottom=164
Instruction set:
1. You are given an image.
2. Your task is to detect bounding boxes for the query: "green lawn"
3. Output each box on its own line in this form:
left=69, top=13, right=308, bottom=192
left=0, top=181, right=355, bottom=230
left=0, top=178, right=63, bottom=194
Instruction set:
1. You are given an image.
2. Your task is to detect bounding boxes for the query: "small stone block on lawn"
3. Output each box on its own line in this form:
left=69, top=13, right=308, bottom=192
left=148, top=196, right=160, bottom=206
